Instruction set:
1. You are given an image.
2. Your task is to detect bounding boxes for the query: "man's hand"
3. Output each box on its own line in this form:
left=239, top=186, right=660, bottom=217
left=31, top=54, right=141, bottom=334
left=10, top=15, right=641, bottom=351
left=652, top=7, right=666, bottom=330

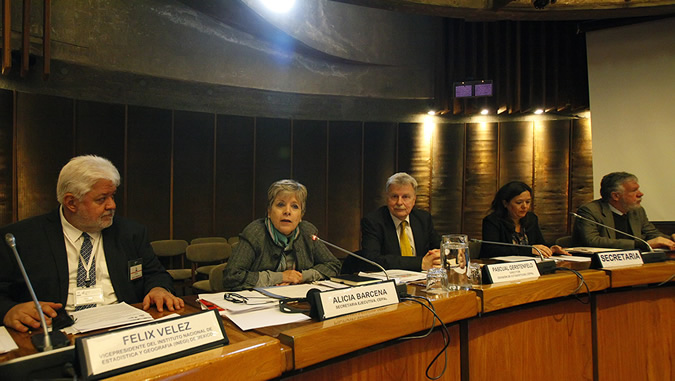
left=421, top=249, right=441, bottom=271
left=281, top=269, right=303, bottom=284
left=647, top=237, right=675, bottom=251
left=142, top=287, right=184, bottom=313
left=532, top=245, right=553, bottom=258
left=3, top=301, right=62, bottom=332
left=551, top=245, right=570, bottom=256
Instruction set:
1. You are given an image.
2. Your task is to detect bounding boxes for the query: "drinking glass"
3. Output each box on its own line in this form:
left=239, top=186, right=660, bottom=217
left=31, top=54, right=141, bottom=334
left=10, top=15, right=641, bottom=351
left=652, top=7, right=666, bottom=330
left=425, top=267, right=449, bottom=294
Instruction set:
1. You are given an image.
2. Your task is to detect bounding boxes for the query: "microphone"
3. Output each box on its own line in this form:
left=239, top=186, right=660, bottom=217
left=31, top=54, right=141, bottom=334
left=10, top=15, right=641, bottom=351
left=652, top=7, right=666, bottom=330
left=570, top=212, right=654, bottom=252
left=470, top=238, right=557, bottom=274
left=311, top=235, right=390, bottom=280
left=4, top=233, right=69, bottom=352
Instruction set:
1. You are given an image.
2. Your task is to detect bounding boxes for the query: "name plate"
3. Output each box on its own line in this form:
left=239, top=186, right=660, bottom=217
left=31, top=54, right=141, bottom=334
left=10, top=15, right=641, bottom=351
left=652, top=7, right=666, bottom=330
left=593, top=249, right=644, bottom=268
left=76, top=310, right=228, bottom=380
left=309, top=280, right=400, bottom=320
left=484, top=260, right=540, bottom=284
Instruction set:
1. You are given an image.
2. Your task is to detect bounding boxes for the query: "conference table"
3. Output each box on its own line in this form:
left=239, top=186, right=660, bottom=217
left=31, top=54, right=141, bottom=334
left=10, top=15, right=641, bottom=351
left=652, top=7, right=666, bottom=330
left=1, top=260, right=672, bottom=380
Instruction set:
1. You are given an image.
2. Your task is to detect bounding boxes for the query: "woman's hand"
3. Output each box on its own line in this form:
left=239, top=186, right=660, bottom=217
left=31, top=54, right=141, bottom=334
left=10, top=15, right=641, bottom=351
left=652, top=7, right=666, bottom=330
left=281, top=269, right=303, bottom=284
left=532, top=244, right=553, bottom=258
left=551, top=245, right=570, bottom=256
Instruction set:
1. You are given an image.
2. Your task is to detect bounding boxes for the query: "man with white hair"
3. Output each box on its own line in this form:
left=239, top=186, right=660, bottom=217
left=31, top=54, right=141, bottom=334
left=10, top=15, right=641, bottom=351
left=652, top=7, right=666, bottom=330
left=0, top=155, right=183, bottom=332
left=360, top=172, right=441, bottom=271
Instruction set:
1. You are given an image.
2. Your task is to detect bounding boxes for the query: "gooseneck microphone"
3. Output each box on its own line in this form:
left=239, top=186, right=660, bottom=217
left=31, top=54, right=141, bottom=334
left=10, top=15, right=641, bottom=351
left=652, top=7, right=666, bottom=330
left=470, top=238, right=546, bottom=260
left=4, top=233, right=53, bottom=351
left=311, top=235, right=390, bottom=280
left=570, top=212, right=654, bottom=252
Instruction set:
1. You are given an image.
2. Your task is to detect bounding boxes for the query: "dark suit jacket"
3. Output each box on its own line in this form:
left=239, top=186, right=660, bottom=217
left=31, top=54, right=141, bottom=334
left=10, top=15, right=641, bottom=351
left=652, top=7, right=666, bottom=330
left=0, top=209, right=174, bottom=322
left=571, top=199, right=667, bottom=250
left=360, top=206, right=441, bottom=271
left=480, top=212, right=548, bottom=258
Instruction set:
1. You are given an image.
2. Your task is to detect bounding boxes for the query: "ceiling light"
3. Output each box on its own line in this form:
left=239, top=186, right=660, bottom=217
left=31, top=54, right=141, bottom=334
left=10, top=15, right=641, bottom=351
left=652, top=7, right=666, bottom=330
left=480, top=109, right=489, bottom=115
left=534, top=109, right=544, bottom=115
left=261, top=0, right=295, bottom=13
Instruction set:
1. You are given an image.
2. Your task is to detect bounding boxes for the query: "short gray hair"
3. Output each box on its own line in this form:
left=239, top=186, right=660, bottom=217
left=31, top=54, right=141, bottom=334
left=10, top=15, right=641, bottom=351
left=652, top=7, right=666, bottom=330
left=267, top=179, right=307, bottom=216
left=600, top=172, right=637, bottom=202
left=385, top=172, right=418, bottom=194
left=56, top=155, right=121, bottom=204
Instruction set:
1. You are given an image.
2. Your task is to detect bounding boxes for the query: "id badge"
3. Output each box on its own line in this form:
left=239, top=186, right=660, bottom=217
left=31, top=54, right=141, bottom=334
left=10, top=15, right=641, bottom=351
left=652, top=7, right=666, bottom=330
left=129, top=259, right=143, bottom=281
left=75, top=287, right=104, bottom=306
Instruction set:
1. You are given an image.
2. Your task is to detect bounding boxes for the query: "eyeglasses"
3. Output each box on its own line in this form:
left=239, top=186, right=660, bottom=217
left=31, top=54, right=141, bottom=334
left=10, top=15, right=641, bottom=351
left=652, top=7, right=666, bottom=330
left=223, top=293, right=275, bottom=305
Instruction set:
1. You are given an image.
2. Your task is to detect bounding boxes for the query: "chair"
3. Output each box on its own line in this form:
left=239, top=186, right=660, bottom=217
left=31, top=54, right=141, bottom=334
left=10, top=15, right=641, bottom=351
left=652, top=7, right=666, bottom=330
left=150, top=240, right=191, bottom=295
left=191, top=236, right=227, bottom=245
left=555, top=235, right=573, bottom=248
left=186, top=242, right=232, bottom=286
left=205, top=263, right=228, bottom=293
left=227, top=236, right=240, bottom=246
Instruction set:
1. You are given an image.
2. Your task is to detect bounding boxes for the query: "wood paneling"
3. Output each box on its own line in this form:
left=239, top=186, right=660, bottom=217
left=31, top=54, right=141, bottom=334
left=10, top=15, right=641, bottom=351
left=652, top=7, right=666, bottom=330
left=467, top=299, right=593, bottom=381
left=464, top=122, right=498, bottom=239
left=125, top=106, right=171, bottom=240
left=293, top=120, right=328, bottom=235
left=173, top=110, right=214, bottom=240
left=402, top=122, right=433, bottom=210
left=363, top=122, right=396, bottom=215
left=595, top=286, right=674, bottom=381
left=326, top=121, right=362, bottom=253
left=74, top=100, right=126, bottom=212
left=534, top=119, right=570, bottom=242
left=215, top=115, right=254, bottom=237
left=0, top=89, right=12, bottom=226
left=569, top=118, right=593, bottom=233
left=16, top=93, right=73, bottom=220
left=431, top=123, right=463, bottom=235
left=499, top=121, right=533, bottom=186
left=254, top=118, right=291, bottom=220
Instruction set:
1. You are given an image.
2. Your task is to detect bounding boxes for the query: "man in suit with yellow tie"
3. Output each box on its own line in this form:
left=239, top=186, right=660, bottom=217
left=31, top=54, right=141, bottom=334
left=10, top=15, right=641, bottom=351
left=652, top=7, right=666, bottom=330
left=361, top=172, right=441, bottom=271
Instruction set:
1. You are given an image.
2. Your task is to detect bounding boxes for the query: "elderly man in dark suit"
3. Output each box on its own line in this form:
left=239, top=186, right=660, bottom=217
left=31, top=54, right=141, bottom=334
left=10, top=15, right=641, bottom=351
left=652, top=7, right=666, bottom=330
left=572, top=171, right=675, bottom=251
left=360, top=172, right=441, bottom=271
left=0, top=155, right=183, bottom=332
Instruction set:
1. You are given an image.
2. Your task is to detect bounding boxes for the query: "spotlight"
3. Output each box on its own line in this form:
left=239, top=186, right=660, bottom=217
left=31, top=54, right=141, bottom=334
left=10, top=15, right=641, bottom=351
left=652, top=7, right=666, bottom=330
left=480, top=109, right=489, bottom=115
left=534, top=109, right=544, bottom=115
left=427, top=110, right=437, bottom=116
left=532, top=0, right=556, bottom=9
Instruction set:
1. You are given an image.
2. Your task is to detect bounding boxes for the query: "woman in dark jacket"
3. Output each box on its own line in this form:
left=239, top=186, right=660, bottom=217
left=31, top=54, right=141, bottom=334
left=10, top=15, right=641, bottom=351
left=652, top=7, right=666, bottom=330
left=480, top=181, right=569, bottom=258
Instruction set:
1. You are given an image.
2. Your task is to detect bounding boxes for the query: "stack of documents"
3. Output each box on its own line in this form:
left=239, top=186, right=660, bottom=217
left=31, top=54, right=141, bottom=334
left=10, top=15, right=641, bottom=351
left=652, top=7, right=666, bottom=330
left=65, top=303, right=154, bottom=334
left=357, top=269, right=427, bottom=283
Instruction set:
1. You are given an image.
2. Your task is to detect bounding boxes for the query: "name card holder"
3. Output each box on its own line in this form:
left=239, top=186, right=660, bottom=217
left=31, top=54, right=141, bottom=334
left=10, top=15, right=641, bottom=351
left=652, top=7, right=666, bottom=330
left=308, top=280, right=400, bottom=321
left=76, top=310, right=228, bottom=380
left=592, top=249, right=644, bottom=268
left=482, top=260, right=541, bottom=284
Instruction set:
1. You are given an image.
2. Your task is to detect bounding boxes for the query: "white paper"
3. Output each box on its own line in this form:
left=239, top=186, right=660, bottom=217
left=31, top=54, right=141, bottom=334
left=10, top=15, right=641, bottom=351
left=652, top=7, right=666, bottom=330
left=0, top=326, right=19, bottom=354
left=566, top=247, right=621, bottom=255
left=66, top=302, right=154, bottom=333
left=199, top=291, right=277, bottom=313
left=552, top=255, right=592, bottom=262
left=254, top=283, right=336, bottom=299
left=491, top=256, right=556, bottom=263
left=222, top=306, right=310, bottom=331
left=358, top=269, right=426, bottom=283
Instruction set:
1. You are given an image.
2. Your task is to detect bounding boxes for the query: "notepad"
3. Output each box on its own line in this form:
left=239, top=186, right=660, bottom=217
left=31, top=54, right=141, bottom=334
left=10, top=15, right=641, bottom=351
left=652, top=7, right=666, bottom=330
left=330, top=274, right=382, bottom=286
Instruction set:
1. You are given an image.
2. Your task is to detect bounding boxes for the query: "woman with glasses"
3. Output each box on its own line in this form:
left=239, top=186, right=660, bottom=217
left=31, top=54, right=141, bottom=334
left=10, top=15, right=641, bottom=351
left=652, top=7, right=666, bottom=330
left=222, top=179, right=341, bottom=290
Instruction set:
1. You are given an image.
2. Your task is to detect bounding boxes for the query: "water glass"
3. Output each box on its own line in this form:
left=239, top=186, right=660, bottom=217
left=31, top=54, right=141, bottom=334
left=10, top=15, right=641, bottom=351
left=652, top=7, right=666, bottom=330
left=425, top=267, right=449, bottom=294
left=440, top=234, right=471, bottom=290
left=469, top=262, right=482, bottom=286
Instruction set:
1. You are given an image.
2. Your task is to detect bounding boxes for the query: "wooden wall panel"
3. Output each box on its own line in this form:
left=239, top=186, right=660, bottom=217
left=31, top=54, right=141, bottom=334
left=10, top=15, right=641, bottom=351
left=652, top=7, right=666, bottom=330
left=327, top=121, right=362, bottom=253
left=363, top=122, right=396, bottom=216
left=464, top=122, right=498, bottom=240
left=254, top=118, right=291, bottom=220
left=400, top=123, right=432, bottom=211
left=569, top=118, right=593, bottom=233
left=534, top=120, right=570, bottom=242
left=431, top=123, right=464, bottom=235
left=75, top=100, right=126, bottom=212
left=126, top=106, right=171, bottom=241
left=173, top=110, right=214, bottom=240
left=16, top=93, right=73, bottom=220
left=499, top=121, right=533, bottom=186
left=215, top=115, right=255, bottom=238
left=0, top=89, right=12, bottom=226
left=293, top=120, right=328, bottom=236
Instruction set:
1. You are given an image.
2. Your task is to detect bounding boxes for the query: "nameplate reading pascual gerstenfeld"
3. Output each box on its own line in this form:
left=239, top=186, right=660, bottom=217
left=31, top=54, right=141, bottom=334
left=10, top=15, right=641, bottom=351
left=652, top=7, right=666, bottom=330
left=595, top=249, right=643, bottom=268
left=78, top=310, right=226, bottom=379
left=485, top=260, right=540, bottom=283
left=318, top=281, right=399, bottom=319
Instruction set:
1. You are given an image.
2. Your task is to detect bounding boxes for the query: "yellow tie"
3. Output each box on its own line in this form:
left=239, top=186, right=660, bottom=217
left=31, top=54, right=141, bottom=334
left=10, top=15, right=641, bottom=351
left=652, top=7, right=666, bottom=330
left=399, top=221, right=413, bottom=256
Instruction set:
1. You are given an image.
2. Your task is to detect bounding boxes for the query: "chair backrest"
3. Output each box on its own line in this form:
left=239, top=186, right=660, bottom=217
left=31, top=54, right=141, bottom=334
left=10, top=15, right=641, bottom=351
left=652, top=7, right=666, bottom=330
left=227, top=236, right=240, bottom=246
left=555, top=235, right=573, bottom=247
left=208, top=263, right=228, bottom=292
left=191, top=237, right=227, bottom=245
left=186, top=242, right=232, bottom=263
left=150, top=240, right=189, bottom=257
